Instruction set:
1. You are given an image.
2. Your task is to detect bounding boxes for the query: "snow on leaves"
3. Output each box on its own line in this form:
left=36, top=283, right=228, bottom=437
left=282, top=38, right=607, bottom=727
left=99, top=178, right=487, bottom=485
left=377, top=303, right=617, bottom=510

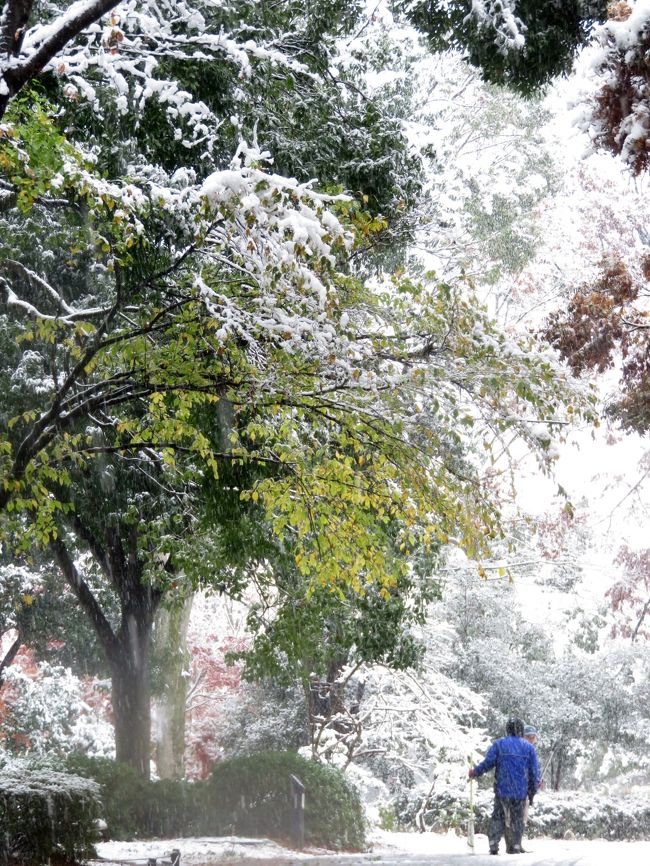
left=0, top=646, right=113, bottom=757
left=198, top=152, right=351, bottom=352
left=0, top=0, right=123, bottom=118
left=609, top=544, right=650, bottom=641
left=0, top=2, right=597, bottom=616
left=587, top=2, right=650, bottom=173
left=469, top=0, right=527, bottom=53
left=0, top=101, right=589, bottom=593
left=542, top=254, right=650, bottom=432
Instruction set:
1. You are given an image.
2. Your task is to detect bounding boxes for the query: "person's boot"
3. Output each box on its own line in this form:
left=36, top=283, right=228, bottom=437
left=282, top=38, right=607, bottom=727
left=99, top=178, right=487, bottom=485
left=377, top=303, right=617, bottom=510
left=489, top=846, right=499, bottom=855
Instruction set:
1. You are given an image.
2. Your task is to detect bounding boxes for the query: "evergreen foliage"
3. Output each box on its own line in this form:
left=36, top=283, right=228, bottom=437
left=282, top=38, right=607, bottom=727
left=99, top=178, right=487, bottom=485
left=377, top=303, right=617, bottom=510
left=402, top=0, right=607, bottom=94
left=65, top=752, right=364, bottom=849
left=207, top=751, right=366, bottom=850
left=65, top=755, right=209, bottom=839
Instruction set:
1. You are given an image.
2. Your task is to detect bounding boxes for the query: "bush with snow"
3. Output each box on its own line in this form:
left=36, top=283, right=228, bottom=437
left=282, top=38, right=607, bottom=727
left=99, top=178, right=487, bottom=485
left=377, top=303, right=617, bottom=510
left=0, top=649, right=113, bottom=759
left=0, top=757, right=101, bottom=863
left=399, top=784, right=650, bottom=841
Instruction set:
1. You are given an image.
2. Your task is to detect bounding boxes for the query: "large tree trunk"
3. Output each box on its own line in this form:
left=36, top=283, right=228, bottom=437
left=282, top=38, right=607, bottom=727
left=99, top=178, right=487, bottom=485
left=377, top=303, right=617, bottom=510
left=51, top=527, right=162, bottom=780
left=109, top=577, right=159, bottom=779
left=111, top=651, right=152, bottom=776
left=152, top=594, right=194, bottom=779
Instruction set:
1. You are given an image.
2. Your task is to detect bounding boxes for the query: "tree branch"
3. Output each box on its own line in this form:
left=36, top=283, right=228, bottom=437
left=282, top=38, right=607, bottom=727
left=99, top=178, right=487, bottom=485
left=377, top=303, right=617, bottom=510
left=631, top=595, right=650, bottom=642
left=0, top=0, right=33, bottom=59
left=49, top=534, right=119, bottom=659
left=0, top=0, right=122, bottom=120
left=0, top=632, right=21, bottom=684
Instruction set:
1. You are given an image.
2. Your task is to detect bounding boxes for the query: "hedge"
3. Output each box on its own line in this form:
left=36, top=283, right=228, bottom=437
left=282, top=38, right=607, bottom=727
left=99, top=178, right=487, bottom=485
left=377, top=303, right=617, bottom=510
left=64, top=756, right=209, bottom=840
left=65, top=751, right=365, bottom=850
left=207, top=751, right=366, bottom=850
left=0, top=759, right=101, bottom=864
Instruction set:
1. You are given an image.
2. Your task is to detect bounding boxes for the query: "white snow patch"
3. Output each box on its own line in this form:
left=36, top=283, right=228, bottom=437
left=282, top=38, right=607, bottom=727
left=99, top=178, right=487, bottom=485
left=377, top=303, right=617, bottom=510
left=373, top=830, right=650, bottom=864
left=97, top=837, right=311, bottom=863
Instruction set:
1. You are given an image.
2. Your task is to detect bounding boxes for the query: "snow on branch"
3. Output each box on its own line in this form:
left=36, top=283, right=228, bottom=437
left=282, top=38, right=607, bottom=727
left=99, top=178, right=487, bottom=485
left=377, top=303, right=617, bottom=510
left=0, top=0, right=122, bottom=117
left=1, top=1, right=314, bottom=149
left=468, top=0, right=527, bottom=53
left=584, top=2, right=650, bottom=173
left=197, top=158, right=352, bottom=357
left=0, top=263, right=114, bottom=324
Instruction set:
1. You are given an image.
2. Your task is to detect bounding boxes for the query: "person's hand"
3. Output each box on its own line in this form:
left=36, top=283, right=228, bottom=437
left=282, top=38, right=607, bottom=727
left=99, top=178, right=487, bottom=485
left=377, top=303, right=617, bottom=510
left=468, top=768, right=475, bottom=779
left=539, top=779, right=546, bottom=790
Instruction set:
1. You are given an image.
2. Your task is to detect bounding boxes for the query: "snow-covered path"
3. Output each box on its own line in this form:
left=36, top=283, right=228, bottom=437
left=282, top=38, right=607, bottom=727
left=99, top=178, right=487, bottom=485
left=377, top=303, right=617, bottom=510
left=97, top=831, right=650, bottom=866
left=370, top=831, right=650, bottom=865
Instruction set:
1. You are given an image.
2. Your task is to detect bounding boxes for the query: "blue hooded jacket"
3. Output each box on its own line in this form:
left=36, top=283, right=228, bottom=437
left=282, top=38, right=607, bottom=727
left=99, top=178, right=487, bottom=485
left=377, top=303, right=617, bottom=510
left=471, top=735, right=540, bottom=800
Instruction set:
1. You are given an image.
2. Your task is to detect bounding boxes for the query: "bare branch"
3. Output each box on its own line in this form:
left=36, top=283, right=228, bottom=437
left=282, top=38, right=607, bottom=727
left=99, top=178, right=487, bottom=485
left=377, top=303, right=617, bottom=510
left=631, top=595, right=650, bottom=642
left=0, top=632, right=21, bottom=684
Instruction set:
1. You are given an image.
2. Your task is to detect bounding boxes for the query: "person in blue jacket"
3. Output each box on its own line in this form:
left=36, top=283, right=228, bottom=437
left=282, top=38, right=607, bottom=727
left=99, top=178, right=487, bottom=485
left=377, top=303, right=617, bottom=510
left=468, top=717, right=540, bottom=855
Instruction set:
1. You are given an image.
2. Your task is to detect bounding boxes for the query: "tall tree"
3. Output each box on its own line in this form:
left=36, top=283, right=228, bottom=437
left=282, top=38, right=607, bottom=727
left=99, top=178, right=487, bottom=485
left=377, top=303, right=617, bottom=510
left=396, top=1, right=650, bottom=176
left=0, top=2, right=426, bottom=775
left=0, top=1, right=593, bottom=777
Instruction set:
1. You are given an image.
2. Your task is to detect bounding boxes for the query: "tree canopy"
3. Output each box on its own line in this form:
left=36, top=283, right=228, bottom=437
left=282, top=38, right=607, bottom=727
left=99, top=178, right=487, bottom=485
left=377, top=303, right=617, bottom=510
left=0, top=0, right=598, bottom=776
left=401, top=0, right=607, bottom=95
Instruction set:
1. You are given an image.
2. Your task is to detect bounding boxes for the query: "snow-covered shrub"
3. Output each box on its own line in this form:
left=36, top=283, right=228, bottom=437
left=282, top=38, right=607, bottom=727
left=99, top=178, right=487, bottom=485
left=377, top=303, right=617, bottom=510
left=207, top=751, right=366, bottom=850
left=0, top=758, right=100, bottom=863
left=392, top=780, right=484, bottom=832
left=0, top=649, right=113, bottom=758
left=527, top=790, right=650, bottom=841
left=405, top=785, right=650, bottom=841
left=216, top=680, right=308, bottom=760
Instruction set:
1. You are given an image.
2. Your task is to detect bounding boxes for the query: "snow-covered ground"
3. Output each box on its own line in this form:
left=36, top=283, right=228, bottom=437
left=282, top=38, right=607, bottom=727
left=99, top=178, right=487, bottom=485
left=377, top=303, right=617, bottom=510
left=96, top=831, right=650, bottom=865
left=374, top=830, right=650, bottom=864
left=96, top=837, right=311, bottom=863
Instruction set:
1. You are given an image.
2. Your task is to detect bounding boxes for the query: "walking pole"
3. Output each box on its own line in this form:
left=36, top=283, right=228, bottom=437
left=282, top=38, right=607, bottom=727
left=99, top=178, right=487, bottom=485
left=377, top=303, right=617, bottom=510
left=467, top=763, right=476, bottom=854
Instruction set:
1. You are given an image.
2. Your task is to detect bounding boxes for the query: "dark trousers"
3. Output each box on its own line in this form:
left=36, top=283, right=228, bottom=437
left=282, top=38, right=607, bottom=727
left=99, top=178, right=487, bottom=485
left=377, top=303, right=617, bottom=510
left=488, top=795, right=526, bottom=853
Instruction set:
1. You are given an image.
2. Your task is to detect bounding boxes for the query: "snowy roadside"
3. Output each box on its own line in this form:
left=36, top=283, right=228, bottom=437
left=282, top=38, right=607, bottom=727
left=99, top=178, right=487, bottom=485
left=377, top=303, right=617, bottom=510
left=96, top=837, right=312, bottom=865
left=372, top=829, right=650, bottom=864
left=96, top=831, right=650, bottom=865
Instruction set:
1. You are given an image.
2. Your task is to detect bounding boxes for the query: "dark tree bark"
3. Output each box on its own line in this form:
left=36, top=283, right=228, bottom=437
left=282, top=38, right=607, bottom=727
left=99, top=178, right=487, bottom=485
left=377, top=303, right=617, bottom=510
left=0, top=631, right=21, bottom=684
left=307, top=658, right=347, bottom=733
left=0, top=0, right=122, bottom=120
left=550, top=747, right=564, bottom=792
left=111, top=602, right=157, bottom=777
left=0, top=0, right=33, bottom=57
left=51, top=522, right=162, bottom=779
